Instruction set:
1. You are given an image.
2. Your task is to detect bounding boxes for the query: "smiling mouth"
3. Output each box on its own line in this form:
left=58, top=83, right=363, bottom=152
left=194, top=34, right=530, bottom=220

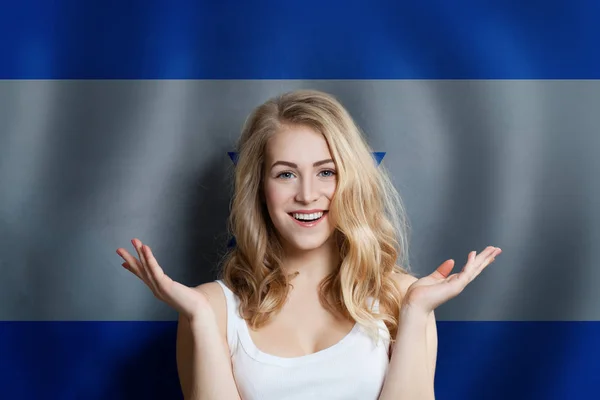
left=288, top=211, right=328, bottom=223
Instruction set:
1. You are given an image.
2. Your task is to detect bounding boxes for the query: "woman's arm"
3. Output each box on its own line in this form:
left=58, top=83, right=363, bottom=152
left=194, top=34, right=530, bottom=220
left=117, top=240, right=242, bottom=399
left=380, top=247, right=501, bottom=399
left=379, top=307, right=437, bottom=400
left=176, top=283, right=242, bottom=400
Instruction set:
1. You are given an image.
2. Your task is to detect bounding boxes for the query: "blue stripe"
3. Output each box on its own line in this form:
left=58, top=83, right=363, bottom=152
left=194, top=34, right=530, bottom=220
left=1, top=321, right=597, bottom=399
left=1, top=0, right=599, bottom=79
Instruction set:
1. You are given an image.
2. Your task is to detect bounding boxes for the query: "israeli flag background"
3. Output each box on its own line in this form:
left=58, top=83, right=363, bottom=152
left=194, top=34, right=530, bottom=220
left=1, top=1, right=600, bottom=399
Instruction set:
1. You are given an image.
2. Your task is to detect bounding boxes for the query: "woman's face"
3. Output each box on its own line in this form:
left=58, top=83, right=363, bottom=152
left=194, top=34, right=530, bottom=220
left=263, top=124, right=338, bottom=252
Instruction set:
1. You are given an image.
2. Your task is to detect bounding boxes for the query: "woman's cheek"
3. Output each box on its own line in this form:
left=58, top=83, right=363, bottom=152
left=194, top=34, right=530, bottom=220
left=264, top=181, right=288, bottom=209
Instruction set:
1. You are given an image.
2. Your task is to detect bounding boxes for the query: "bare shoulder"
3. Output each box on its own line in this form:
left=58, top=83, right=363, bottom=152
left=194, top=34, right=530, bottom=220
left=387, top=269, right=438, bottom=372
left=390, top=269, right=418, bottom=298
left=176, top=281, right=229, bottom=398
left=378, top=269, right=417, bottom=316
left=194, top=281, right=227, bottom=309
left=191, top=281, right=228, bottom=340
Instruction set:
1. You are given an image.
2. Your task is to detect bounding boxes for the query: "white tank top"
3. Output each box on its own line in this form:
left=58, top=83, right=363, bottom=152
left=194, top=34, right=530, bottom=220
left=215, top=280, right=391, bottom=400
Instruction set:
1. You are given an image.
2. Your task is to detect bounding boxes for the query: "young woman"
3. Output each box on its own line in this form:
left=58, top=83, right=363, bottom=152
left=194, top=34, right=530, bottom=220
left=116, top=90, right=501, bottom=400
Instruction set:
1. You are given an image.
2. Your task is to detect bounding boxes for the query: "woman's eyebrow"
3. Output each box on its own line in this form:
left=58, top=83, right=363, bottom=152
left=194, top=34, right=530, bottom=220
left=270, top=159, right=334, bottom=170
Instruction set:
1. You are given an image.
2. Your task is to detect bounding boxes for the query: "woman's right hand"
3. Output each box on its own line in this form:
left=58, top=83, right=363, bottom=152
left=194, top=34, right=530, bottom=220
left=116, top=238, right=212, bottom=324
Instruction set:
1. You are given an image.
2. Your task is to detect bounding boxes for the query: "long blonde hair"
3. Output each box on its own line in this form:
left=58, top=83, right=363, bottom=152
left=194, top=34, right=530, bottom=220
left=219, top=89, right=413, bottom=343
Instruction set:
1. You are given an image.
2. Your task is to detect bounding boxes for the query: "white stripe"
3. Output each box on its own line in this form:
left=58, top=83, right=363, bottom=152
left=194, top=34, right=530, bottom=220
left=0, top=80, right=598, bottom=321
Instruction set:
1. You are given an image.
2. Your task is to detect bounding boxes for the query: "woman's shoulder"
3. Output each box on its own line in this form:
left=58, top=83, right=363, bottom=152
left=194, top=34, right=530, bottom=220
left=191, top=281, right=228, bottom=339
left=389, top=269, right=418, bottom=296
left=194, top=280, right=228, bottom=303
left=377, top=269, right=418, bottom=316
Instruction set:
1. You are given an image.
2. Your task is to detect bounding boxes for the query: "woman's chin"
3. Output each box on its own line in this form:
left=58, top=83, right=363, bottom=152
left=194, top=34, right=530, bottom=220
left=284, top=234, right=334, bottom=252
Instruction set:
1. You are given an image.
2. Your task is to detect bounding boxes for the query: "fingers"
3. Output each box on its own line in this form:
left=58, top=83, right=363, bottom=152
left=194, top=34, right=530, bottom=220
left=475, top=246, right=501, bottom=273
left=117, top=248, right=143, bottom=277
left=118, top=239, right=170, bottom=300
left=133, top=239, right=163, bottom=293
left=142, top=245, right=165, bottom=284
left=132, top=239, right=151, bottom=282
left=433, top=259, right=455, bottom=279
left=117, top=239, right=153, bottom=284
left=455, top=246, right=501, bottom=285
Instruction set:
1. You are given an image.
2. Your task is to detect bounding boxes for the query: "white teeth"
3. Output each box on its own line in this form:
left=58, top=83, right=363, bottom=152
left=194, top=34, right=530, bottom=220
left=292, top=211, right=324, bottom=221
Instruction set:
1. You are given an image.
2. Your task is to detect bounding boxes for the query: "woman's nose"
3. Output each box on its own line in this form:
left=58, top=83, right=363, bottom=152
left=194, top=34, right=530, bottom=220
left=295, top=177, right=319, bottom=203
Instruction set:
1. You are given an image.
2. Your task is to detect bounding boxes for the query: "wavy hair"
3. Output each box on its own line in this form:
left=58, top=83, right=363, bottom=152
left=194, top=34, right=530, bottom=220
left=219, top=89, right=413, bottom=343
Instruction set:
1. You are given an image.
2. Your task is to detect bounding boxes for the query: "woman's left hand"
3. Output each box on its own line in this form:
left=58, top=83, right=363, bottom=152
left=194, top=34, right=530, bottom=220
left=402, top=246, right=503, bottom=315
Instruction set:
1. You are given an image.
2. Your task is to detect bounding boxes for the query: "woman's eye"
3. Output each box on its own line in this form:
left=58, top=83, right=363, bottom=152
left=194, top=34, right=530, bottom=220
left=319, top=170, right=336, bottom=178
left=277, top=172, right=294, bottom=179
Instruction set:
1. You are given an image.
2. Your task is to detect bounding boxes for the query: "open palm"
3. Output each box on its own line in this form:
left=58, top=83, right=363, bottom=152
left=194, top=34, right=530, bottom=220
left=116, top=238, right=211, bottom=322
left=404, top=246, right=502, bottom=314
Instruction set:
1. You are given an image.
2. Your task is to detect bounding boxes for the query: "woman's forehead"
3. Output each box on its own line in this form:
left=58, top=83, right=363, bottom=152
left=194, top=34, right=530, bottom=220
left=266, top=126, right=332, bottom=162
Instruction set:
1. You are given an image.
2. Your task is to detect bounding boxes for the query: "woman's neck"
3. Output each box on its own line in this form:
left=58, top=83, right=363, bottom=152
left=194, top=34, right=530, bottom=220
left=280, top=237, right=340, bottom=288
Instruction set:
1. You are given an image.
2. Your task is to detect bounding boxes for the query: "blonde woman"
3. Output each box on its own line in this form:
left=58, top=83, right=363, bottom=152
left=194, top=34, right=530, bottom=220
left=116, top=90, right=502, bottom=400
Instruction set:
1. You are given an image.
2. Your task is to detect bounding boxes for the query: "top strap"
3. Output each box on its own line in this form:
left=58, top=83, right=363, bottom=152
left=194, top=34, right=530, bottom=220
left=367, top=296, right=380, bottom=313
left=215, top=281, right=389, bottom=353
left=215, top=280, right=243, bottom=355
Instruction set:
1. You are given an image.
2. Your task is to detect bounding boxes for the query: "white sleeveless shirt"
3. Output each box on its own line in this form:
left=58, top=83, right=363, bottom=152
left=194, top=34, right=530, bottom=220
left=215, top=280, right=391, bottom=400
